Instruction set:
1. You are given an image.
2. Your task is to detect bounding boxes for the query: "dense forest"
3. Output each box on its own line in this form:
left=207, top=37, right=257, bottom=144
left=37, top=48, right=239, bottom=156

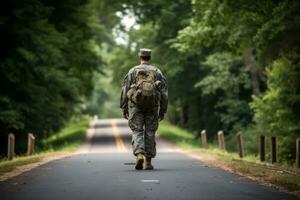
left=1, top=0, right=300, bottom=162
left=0, top=0, right=122, bottom=154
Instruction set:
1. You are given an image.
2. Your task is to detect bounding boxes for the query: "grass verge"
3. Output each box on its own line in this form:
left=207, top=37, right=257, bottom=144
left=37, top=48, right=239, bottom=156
left=0, top=151, right=67, bottom=175
left=0, top=117, right=90, bottom=176
left=42, top=118, right=90, bottom=151
left=158, top=121, right=300, bottom=197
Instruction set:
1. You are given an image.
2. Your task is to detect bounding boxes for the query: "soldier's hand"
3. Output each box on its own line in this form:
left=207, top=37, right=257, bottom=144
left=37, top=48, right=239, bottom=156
left=159, top=113, right=164, bottom=121
left=123, top=110, right=129, bottom=119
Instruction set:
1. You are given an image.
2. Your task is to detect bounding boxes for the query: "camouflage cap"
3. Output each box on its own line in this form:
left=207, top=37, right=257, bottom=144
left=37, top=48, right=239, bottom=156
left=138, top=48, right=151, bottom=57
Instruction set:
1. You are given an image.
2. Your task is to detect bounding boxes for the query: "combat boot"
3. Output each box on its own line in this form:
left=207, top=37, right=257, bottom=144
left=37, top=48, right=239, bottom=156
left=135, top=153, right=144, bottom=170
left=145, top=157, right=154, bottom=170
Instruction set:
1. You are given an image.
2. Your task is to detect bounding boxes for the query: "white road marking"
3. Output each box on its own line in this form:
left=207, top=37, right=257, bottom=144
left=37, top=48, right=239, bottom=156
left=141, top=180, right=160, bottom=184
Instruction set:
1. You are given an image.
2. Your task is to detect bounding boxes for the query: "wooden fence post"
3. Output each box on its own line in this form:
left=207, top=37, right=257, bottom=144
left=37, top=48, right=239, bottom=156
left=259, top=135, right=266, bottom=162
left=217, top=130, right=226, bottom=150
left=296, top=138, right=300, bottom=168
left=236, top=132, right=244, bottom=158
left=27, top=133, right=35, bottom=156
left=271, top=136, right=277, bottom=163
left=7, top=133, right=15, bottom=160
left=200, top=130, right=208, bottom=148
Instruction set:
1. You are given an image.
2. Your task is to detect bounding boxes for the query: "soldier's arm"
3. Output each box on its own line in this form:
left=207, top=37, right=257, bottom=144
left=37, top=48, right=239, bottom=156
left=120, top=74, right=129, bottom=112
left=157, top=70, right=168, bottom=116
left=120, top=69, right=134, bottom=112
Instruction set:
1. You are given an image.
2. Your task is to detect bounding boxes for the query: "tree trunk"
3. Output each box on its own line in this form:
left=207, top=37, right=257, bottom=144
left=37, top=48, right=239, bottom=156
left=244, top=48, right=261, bottom=96
left=179, top=99, right=188, bottom=127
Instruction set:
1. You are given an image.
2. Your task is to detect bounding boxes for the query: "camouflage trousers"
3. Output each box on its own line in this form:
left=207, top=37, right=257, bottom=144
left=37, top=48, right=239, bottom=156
left=128, top=107, right=159, bottom=158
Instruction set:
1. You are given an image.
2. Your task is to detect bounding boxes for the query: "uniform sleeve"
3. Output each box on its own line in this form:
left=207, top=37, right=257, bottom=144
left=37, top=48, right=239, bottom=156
left=120, top=69, right=133, bottom=111
left=157, top=70, right=168, bottom=115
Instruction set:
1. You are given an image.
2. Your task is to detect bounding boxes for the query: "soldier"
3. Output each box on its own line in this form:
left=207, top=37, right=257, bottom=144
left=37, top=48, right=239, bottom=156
left=120, top=48, right=168, bottom=170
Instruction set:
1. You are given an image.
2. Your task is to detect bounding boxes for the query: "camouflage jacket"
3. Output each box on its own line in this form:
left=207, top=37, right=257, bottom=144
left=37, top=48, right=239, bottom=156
left=120, top=63, right=168, bottom=115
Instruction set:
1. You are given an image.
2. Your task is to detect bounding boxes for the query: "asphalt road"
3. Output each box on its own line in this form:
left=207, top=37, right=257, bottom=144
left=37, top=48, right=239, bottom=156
left=0, top=119, right=298, bottom=200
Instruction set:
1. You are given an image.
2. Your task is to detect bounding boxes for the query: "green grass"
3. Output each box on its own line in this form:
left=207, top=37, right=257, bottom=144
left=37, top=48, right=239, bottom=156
left=0, top=151, right=65, bottom=175
left=42, top=118, right=90, bottom=151
left=158, top=121, right=295, bottom=163
left=158, top=122, right=196, bottom=145
left=158, top=121, right=300, bottom=196
left=0, top=117, right=90, bottom=176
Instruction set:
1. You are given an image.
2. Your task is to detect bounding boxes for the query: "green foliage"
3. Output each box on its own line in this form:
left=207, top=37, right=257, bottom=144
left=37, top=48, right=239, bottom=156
left=254, top=1, right=300, bottom=62
left=251, top=57, right=300, bottom=135
left=0, top=0, right=120, bottom=155
left=251, top=55, right=300, bottom=160
left=195, top=52, right=252, bottom=131
left=85, top=70, right=122, bottom=119
left=172, top=0, right=300, bottom=161
left=109, top=45, right=137, bottom=85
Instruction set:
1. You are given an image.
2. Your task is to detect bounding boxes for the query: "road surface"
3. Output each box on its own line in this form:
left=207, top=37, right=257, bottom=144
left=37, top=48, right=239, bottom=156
left=0, top=119, right=298, bottom=200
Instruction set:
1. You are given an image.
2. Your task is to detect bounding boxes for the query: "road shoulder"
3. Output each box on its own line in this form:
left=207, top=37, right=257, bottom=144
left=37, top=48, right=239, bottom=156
left=157, top=122, right=300, bottom=199
left=0, top=152, right=76, bottom=182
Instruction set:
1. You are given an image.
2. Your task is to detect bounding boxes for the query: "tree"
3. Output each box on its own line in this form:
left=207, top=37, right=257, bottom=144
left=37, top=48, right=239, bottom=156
left=0, top=0, right=113, bottom=155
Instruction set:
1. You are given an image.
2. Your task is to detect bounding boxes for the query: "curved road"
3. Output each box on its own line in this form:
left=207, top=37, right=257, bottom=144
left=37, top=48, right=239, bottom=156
left=0, top=119, right=298, bottom=200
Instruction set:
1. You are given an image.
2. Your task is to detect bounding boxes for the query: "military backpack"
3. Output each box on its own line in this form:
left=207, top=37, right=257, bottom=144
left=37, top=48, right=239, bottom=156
left=127, top=65, right=161, bottom=111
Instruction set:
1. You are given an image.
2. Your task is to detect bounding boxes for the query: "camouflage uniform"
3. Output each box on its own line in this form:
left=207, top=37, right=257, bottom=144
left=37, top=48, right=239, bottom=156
left=120, top=59, right=168, bottom=158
